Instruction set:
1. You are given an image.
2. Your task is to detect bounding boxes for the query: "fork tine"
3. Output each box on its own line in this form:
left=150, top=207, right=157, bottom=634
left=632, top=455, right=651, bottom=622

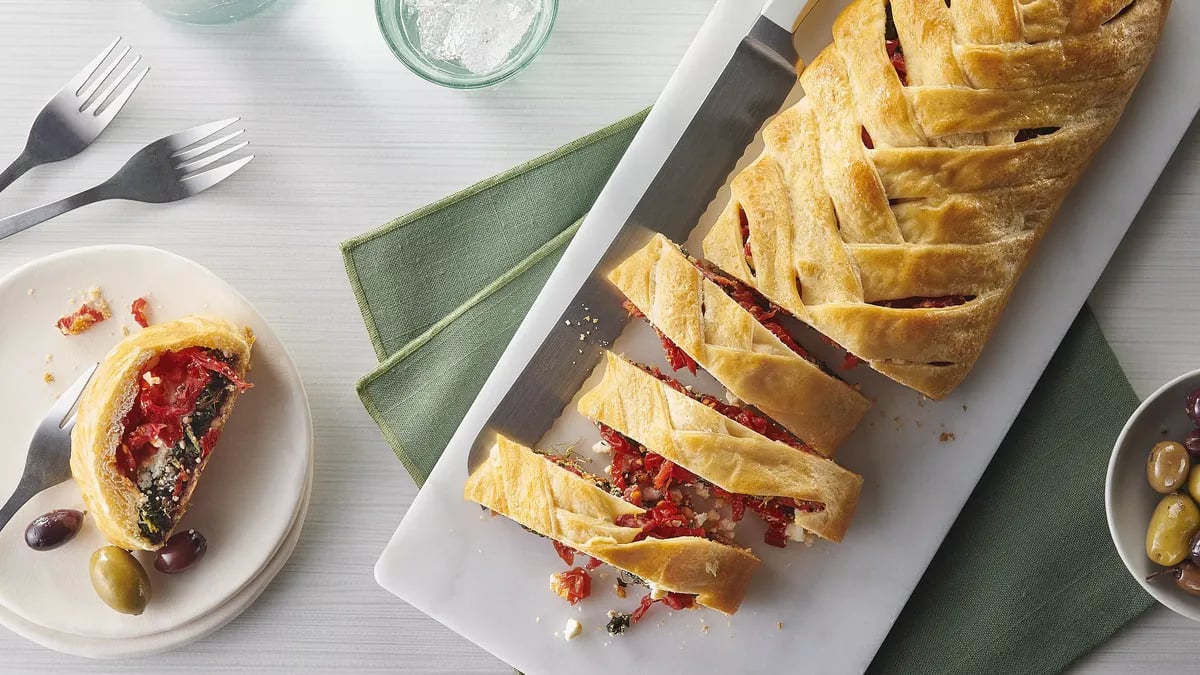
left=166, top=118, right=241, bottom=152
left=181, top=155, right=254, bottom=193
left=86, top=55, right=142, bottom=114
left=93, top=65, right=149, bottom=126
left=49, top=364, right=98, bottom=429
left=77, top=45, right=131, bottom=109
left=178, top=140, right=249, bottom=173
left=66, top=37, right=121, bottom=94
left=172, top=129, right=245, bottom=161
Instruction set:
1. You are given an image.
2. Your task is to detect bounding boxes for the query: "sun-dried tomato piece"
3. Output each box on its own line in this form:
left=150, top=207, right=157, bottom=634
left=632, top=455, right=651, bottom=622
left=551, top=568, right=592, bottom=605
left=130, top=297, right=151, bottom=328
left=553, top=541, right=576, bottom=566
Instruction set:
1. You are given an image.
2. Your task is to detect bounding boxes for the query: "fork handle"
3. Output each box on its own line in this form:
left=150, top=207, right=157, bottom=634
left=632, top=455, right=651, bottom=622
left=0, top=184, right=113, bottom=241
left=0, top=152, right=36, bottom=194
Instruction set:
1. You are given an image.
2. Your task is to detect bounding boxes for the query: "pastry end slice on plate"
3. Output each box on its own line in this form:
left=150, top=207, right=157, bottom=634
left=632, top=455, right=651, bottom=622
left=466, top=435, right=760, bottom=616
left=71, top=315, right=254, bottom=551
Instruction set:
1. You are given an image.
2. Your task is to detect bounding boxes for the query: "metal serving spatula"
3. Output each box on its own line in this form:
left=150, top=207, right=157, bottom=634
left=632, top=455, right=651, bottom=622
left=467, top=0, right=820, bottom=473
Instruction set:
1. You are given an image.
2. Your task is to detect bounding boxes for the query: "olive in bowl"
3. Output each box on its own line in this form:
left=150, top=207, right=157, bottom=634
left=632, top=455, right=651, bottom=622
left=1107, top=371, right=1200, bottom=622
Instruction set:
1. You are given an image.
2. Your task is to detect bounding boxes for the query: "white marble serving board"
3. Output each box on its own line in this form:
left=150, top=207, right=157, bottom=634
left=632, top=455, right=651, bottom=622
left=0, top=246, right=312, bottom=644
left=375, top=1, right=1200, bottom=674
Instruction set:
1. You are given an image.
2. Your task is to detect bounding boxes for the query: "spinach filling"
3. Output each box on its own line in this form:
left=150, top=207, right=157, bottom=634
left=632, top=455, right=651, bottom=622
left=136, top=371, right=231, bottom=544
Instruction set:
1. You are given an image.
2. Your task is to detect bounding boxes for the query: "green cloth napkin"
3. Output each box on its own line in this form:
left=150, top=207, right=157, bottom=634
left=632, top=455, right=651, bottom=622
left=342, top=111, right=1153, bottom=673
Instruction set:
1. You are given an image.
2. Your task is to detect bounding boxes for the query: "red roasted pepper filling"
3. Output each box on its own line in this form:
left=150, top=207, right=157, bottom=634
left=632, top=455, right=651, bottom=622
left=885, top=4, right=907, bottom=85
left=115, top=347, right=250, bottom=544
left=738, top=206, right=755, bottom=271
left=623, top=300, right=699, bottom=375
left=551, top=567, right=592, bottom=605
left=872, top=295, right=973, bottom=309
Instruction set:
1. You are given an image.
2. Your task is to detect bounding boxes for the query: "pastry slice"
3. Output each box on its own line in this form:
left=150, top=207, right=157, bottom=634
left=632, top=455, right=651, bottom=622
left=702, top=0, right=1170, bottom=399
left=579, top=352, right=862, bottom=544
left=71, top=315, right=254, bottom=550
left=466, top=435, right=760, bottom=618
left=609, top=233, right=869, bottom=457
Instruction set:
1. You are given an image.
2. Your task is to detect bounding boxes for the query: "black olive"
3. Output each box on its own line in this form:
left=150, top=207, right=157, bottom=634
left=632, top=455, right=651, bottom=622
left=153, top=529, right=207, bottom=574
left=24, top=509, right=84, bottom=551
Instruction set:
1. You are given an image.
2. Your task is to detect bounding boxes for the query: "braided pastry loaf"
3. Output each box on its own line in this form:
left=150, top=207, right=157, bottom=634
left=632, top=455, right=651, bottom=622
left=703, top=0, right=1169, bottom=399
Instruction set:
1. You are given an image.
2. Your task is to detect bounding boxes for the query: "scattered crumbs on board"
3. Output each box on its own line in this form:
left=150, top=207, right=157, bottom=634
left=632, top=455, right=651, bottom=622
left=940, top=432, right=956, bottom=442
left=777, top=621, right=784, bottom=631
left=26, top=288, right=34, bottom=296
left=962, top=404, right=968, bottom=412
left=42, top=372, right=54, bottom=384
left=121, top=325, right=131, bottom=336
left=44, top=353, right=52, bottom=363
left=702, top=625, right=709, bottom=634
left=915, top=420, right=922, bottom=428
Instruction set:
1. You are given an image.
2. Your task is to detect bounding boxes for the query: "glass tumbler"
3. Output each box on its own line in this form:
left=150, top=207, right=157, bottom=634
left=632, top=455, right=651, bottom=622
left=140, top=0, right=278, bottom=24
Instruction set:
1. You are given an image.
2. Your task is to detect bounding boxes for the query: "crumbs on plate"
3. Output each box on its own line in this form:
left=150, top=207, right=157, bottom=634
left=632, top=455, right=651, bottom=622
left=940, top=432, right=956, bottom=442
left=55, top=286, right=111, bottom=336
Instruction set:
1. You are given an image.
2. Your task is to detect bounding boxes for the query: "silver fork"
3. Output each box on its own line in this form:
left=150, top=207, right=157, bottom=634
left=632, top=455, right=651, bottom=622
left=0, top=118, right=253, bottom=241
left=0, top=365, right=98, bottom=533
left=0, top=37, right=149, bottom=193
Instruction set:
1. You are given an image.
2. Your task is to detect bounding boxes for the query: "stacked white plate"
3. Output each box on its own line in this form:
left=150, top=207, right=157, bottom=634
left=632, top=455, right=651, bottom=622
left=0, top=246, right=313, bottom=659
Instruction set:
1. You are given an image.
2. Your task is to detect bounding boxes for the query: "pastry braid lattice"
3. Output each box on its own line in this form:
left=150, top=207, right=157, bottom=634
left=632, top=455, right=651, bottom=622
left=703, top=0, right=1168, bottom=399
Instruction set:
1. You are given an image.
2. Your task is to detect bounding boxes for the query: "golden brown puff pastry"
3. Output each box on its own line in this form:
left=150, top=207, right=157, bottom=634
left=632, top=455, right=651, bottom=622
left=578, top=352, right=863, bottom=542
left=702, top=0, right=1169, bottom=399
left=609, top=233, right=869, bottom=457
left=71, top=315, right=254, bottom=551
left=465, top=435, right=760, bottom=615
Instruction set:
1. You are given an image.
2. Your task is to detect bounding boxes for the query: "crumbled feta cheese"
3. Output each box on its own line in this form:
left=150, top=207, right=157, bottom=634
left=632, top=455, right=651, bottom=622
left=564, top=619, right=582, bottom=640
left=592, top=440, right=612, bottom=455
left=693, top=483, right=710, bottom=498
left=694, top=512, right=709, bottom=527
left=643, top=487, right=662, bottom=502
left=724, top=390, right=744, bottom=407
left=143, top=371, right=161, bottom=386
left=784, top=522, right=807, bottom=543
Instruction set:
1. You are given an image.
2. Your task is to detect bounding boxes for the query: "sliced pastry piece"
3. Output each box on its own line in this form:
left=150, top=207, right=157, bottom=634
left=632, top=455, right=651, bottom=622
left=465, top=435, right=760, bottom=618
left=702, top=0, right=1170, bottom=399
left=71, top=315, right=254, bottom=551
left=609, top=232, right=869, bottom=457
left=578, top=352, right=862, bottom=544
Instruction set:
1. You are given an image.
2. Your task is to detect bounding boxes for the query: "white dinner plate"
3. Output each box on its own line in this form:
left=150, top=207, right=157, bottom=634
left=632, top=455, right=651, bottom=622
left=374, top=1, right=1200, bottom=674
left=0, top=246, right=312, bottom=642
left=0, top=456, right=312, bottom=659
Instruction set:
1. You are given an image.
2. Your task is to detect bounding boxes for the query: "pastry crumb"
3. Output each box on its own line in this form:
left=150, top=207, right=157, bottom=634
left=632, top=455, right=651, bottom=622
left=702, top=625, right=709, bottom=634
left=44, top=353, right=53, bottom=363
left=26, top=288, right=34, bottom=296
left=940, top=432, right=956, bottom=442
left=777, top=621, right=784, bottom=630
left=121, top=325, right=131, bottom=336
left=42, top=372, right=54, bottom=384
left=962, top=404, right=968, bottom=411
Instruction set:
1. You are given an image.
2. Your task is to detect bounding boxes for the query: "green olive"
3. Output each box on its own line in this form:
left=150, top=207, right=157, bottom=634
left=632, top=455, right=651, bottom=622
left=89, top=546, right=150, bottom=615
left=1188, top=466, right=1200, bottom=503
left=1148, top=441, right=1191, bottom=494
left=1147, top=493, right=1200, bottom=566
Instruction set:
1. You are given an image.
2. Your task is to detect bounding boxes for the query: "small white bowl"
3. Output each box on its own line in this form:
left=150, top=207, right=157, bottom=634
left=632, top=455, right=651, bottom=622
left=1106, top=368, right=1200, bottom=620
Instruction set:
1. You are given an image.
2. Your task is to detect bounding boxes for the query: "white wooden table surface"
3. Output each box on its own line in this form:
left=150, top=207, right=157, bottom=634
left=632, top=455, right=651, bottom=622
left=0, top=0, right=1193, bottom=672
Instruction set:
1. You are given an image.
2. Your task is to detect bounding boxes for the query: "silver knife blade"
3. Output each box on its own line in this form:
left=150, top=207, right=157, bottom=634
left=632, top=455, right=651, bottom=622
left=468, top=14, right=801, bottom=473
